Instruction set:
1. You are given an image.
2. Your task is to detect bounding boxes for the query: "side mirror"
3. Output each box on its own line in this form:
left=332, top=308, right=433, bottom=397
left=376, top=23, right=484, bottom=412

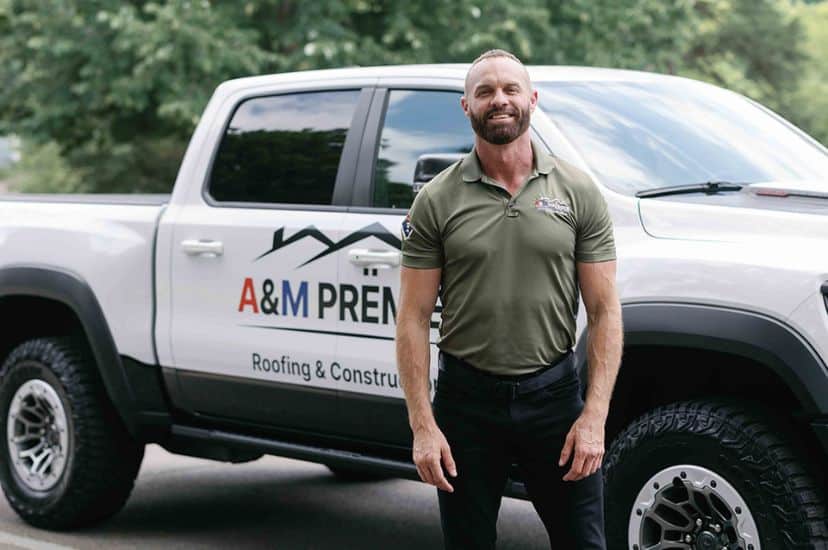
left=412, top=153, right=466, bottom=194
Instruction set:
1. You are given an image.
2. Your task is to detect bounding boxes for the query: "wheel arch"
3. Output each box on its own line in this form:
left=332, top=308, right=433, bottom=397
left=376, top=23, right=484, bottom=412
left=574, top=302, right=828, bottom=458
left=0, top=265, right=147, bottom=438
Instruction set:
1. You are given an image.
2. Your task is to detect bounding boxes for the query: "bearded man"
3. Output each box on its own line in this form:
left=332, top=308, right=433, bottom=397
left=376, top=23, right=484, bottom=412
left=395, top=49, right=623, bottom=549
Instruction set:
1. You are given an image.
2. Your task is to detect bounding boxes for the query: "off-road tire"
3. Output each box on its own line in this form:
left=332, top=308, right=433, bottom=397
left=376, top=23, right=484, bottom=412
left=0, top=337, right=144, bottom=530
left=604, top=400, right=827, bottom=549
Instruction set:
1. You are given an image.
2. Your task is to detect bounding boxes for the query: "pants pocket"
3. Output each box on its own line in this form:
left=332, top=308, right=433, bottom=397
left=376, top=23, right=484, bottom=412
left=539, top=371, right=581, bottom=400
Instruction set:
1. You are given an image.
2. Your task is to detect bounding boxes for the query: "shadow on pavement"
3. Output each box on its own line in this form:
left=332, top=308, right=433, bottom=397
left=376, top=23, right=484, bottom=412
left=73, top=465, right=446, bottom=549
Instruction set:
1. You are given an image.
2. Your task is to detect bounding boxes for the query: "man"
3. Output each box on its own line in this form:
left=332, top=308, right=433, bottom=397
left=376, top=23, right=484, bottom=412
left=395, top=49, right=623, bottom=549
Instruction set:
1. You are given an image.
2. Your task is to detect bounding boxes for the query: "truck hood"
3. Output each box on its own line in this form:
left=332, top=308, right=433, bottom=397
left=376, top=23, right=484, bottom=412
left=638, top=181, right=828, bottom=243
left=635, top=182, right=828, bottom=321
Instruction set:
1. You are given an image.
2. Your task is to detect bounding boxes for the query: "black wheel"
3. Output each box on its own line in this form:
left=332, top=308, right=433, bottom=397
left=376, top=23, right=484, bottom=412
left=0, top=337, right=144, bottom=529
left=605, top=400, right=827, bottom=550
left=326, top=464, right=389, bottom=482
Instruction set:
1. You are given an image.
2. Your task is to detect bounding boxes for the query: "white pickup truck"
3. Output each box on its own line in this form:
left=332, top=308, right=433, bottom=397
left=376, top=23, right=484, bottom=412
left=1, top=65, right=826, bottom=548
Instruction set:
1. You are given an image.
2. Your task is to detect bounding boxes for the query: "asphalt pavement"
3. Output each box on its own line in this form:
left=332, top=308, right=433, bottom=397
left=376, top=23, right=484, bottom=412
left=0, top=444, right=550, bottom=549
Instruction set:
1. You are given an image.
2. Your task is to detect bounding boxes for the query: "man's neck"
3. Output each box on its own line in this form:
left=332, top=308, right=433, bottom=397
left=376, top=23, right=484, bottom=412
left=475, top=133, right=534, bottom=194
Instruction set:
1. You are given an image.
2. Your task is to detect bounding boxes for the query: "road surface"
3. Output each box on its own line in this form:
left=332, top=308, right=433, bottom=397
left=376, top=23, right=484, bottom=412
left=0, top=445, right=550, bottom=549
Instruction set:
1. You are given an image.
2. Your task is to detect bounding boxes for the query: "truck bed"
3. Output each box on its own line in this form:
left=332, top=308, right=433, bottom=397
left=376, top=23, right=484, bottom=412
left=0, top=195, right=166, bottom=365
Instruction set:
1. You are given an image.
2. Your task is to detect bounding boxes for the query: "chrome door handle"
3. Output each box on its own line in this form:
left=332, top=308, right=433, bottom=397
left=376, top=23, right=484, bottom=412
left=181, top=239, right=224, bottom=258
left=348, top=248, right=401, bottom=268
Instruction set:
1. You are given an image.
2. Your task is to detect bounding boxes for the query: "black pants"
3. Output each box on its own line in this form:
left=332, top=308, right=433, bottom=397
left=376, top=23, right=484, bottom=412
left=433, top=352, right=606, bottom=549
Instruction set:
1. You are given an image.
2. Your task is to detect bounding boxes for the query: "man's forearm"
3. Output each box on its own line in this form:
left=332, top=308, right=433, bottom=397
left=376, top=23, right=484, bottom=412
left=583, top=302, right=623, bottom=419
left=396, top=316, right=436, bottom=432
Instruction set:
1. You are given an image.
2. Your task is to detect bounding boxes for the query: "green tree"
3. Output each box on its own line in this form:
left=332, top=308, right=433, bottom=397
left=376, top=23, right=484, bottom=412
left=681, top=0, right=806, bottom=117
left=789, top=0, right=828, bottom=146
left=0, top=0, right=271, bottom=193
left=8, top=140, right=83, bottom=193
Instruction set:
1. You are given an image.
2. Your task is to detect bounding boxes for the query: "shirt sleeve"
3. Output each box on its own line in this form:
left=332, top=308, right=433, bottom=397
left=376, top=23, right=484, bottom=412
left=575, top=180, right=617, bottom=263
left=401, top=188, right=443, bottom=269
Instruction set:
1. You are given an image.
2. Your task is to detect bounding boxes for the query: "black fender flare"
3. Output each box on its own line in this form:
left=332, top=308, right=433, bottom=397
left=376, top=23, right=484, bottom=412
left=0, top=265, right=145, bottom=437
left=575, top=301, right=828, bottom=415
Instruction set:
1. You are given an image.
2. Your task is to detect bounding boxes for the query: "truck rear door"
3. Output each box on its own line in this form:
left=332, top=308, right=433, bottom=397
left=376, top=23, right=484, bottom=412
left=162, top=85, right=373, bottom=435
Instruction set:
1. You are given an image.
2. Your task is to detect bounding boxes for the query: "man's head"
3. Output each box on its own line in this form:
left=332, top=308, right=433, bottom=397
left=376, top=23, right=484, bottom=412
left=462, top=49, right=537, bottom=145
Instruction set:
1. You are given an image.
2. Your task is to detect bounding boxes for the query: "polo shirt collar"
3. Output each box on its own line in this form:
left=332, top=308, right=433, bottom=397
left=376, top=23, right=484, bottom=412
left=460, top=139, right=555, bottom=183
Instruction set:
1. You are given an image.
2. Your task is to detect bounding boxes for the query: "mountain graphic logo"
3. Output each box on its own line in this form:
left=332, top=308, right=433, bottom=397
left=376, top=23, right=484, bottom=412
left=255, top=223, right=402, bottom=267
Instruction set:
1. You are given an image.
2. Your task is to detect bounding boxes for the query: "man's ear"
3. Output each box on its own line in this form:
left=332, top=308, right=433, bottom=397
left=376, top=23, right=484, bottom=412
left=461, top=96, right=470, bottom=118
left=529, top=89, right=538, bottom=113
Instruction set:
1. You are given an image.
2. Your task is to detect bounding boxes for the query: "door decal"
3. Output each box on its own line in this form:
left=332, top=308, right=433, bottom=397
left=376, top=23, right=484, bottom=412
left=255, top=223, right=402, bottom=267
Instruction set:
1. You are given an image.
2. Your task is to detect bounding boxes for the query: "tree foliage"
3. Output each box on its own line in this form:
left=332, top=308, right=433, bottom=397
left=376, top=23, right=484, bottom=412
left=0, top=0, right=269, bottom=192
left=790, top=1, right=828, bottom=146
left=0, top=0, right=822, bottom=193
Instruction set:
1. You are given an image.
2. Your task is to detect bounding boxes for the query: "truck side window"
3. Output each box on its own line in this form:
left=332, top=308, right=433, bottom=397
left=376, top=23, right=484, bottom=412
left=373, top=90, right=473, bottom=209
left=209, top=90, right=360, bottom=205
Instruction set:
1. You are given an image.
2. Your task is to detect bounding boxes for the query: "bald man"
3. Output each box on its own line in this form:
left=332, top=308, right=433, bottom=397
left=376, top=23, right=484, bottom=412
left=396, top=49, right=622, bottom=549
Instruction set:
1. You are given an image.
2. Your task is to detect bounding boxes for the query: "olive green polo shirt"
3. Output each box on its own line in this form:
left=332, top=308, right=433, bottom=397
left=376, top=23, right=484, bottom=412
left=401, top=141, right=616, bottom=375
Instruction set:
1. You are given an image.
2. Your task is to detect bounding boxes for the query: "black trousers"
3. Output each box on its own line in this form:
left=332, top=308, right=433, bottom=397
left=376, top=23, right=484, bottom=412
left=433, top=352, right=606, bottom=549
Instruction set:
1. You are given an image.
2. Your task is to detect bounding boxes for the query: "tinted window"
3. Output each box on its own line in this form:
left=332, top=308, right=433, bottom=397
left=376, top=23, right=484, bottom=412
left=538, top=81, right=828, bottom=196
left=209, top=90, right=360, bottom=204
left=373, top=90, right=473, bottom=209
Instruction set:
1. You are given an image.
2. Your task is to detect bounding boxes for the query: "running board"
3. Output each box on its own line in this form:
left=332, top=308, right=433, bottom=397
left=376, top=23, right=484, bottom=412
left=168, top=425, right=527, bottom=498
left=170, top=424, right=418, bottom=479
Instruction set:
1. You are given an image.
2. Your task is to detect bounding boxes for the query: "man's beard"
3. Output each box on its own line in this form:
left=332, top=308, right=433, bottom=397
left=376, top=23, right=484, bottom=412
left=469, top=104, right=531, bottom=145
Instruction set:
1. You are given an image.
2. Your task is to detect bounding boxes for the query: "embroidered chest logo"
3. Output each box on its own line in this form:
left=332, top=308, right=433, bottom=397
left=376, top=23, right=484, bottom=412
left=534, top=196, right=571, bottom=216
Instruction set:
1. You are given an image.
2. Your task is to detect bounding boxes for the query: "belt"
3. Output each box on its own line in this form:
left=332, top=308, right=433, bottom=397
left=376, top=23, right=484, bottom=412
left=437, top=351, right=576, bottom=400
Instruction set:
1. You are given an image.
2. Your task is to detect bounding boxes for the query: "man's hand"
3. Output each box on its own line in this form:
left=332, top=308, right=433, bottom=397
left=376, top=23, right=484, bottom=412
left=559, top=409, right=606, bottom=481
left=413, top=425, right=457, bottom=492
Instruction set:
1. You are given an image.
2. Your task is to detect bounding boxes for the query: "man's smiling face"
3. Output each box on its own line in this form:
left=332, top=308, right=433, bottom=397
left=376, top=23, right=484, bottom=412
left=462, top=56, right=538, bottom=145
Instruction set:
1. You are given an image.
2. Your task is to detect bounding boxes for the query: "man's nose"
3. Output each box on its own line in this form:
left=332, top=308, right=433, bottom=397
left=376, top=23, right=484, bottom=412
left=491, top=88, right=509, bottom=107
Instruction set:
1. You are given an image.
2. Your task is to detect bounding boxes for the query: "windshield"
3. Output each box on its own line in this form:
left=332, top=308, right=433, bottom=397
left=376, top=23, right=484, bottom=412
left=537, top=80, right=828, bottom=196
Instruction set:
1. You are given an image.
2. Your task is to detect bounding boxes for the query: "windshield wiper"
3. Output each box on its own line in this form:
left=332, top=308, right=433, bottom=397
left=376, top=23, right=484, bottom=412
left=636, top=181, right=745, bottom=198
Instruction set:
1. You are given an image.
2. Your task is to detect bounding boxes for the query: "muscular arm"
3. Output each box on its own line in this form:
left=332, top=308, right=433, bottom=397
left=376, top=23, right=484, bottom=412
left=396, top=266, right=456, bottom=491
left=579, top=260, right=623, bottom=419
left=396, top=266, right=441, bottom=432
left=560, top=259, right=623, bottom=481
